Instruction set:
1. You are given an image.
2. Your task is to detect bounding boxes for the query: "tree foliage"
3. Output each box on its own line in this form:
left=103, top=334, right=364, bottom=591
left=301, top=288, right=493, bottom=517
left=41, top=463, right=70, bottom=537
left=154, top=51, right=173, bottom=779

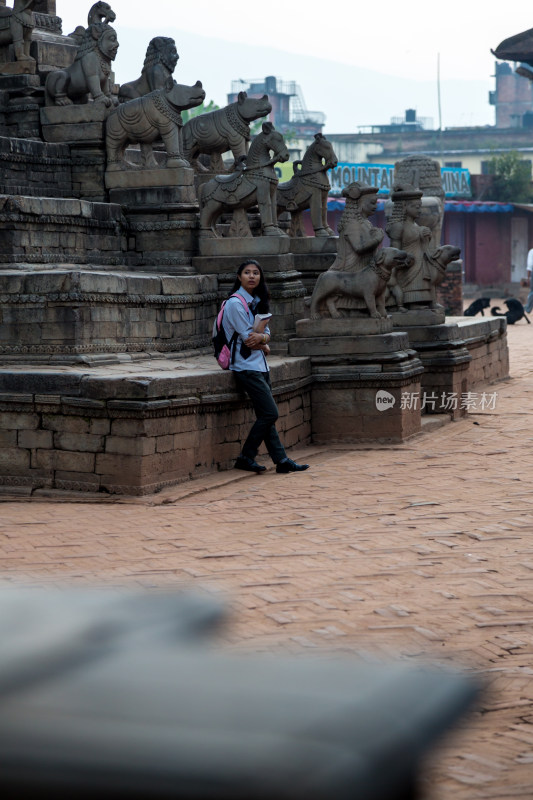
left=485, top=151, right=533, bottom=203
left=181, top=100, right=220, bottom=124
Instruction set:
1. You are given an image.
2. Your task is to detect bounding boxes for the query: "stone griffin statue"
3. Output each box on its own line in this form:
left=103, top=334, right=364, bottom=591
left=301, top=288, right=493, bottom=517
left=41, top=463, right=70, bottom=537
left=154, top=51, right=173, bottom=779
left=118, top=37, right=179, bottom=102
left=106, top=77, right=205, bottom=170
left=45, top=20, right=119, bottom=106
left=276, top=133, right=337, bottom=237
left=0, top=0, right=38, bottom=65
left=386, top=184, right=460, bottom=311
left=182, top=91, right=272, bottom=172
left=68, top=2, right=116, bottom=46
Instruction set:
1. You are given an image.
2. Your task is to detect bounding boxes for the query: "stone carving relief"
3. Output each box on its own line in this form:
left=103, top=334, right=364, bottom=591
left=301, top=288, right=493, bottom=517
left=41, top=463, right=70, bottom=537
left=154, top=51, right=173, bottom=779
left=327, top=182, right=385, bottom=272
left=309, top=246, right=412, bottom=319
left=277, top=134, right=337, bottom=237
left=106, top=77, right=205, bottom=170
left=0, top=0, right=37, bottom=66
left=393, top=155, right=445, bottom=249
left=45, top=19, right=119, bottom=105
left=182, top=91, right=272, bottom=172
left=198, top=121, right=289, bottom=237
left=386, top=184, right=460, bottom=311
left=118, top=36, right=178, bottom=102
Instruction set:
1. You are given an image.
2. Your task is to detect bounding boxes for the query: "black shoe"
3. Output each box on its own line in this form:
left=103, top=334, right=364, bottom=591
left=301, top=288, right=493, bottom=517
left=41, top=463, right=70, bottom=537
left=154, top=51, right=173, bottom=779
left=234, top=456, right=266, bottom=473
left=276, top=458, right=310, bottom=473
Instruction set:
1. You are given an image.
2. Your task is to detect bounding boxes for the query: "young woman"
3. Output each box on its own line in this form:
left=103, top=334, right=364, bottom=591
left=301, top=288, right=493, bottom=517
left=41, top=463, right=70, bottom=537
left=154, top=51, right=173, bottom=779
left=223, top=259, right=309, bottom=474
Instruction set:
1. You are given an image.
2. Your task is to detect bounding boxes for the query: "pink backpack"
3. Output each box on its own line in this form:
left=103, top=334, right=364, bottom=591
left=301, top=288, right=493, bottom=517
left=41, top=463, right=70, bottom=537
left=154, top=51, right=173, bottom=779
left=212, top=293, right=250, bottom=369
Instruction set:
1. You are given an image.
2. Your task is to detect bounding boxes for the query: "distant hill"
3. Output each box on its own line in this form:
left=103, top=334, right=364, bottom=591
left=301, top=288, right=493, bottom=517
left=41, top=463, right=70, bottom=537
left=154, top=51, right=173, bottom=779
left=112, top=26, right=494, bottom=131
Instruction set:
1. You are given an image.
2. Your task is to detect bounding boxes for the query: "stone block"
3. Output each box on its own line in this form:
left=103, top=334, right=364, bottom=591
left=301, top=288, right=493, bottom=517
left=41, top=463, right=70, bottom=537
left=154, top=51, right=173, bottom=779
left=0, top=429, right=17, bottom=447
left=18, top=429, right=53, bottom=449
left=54, top=432, right=105, bottom=453
left=0, top=412, right=39, bottom=430
left=105, top=436, right=156, bottom=456
left=42, top=415, right=109, bottom=436
left=0, top=447, right=30, bottom=471
left=34, top=450, right=95, bottom=473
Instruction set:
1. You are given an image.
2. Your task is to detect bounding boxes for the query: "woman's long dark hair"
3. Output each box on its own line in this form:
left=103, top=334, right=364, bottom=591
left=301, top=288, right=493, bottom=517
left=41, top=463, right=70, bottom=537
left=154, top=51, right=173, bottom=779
left=229, top=259, right=271, bottom=314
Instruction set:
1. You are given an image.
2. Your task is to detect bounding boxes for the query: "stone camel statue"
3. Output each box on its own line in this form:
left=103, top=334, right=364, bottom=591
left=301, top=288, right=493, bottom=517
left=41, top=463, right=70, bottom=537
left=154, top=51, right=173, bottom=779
left=0, top=0, right=37, bottom=64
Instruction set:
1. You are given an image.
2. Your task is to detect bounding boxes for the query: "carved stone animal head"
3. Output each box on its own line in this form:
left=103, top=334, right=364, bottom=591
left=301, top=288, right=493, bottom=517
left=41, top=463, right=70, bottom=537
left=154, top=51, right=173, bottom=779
left=236, top=91, right=272, bottom=122
left=143, top=36, right=178, bottom=74
left=432, top=244, right=461, bottom=265
left=164, top=77, right=205, bottom=111
left=74, top=22, right=119, bottom=63
left=377, top=247, right=412, bottom=273
left=88, top=2, right=117, bottom=26
left=260, top=121, right=289, bottom=163
left=313, top=133, right=338, bottom=169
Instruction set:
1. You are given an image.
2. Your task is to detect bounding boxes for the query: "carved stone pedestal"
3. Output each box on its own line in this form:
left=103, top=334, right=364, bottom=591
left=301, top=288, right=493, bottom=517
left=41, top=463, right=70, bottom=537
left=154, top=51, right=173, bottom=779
left=289, top=318, right=423, bottom=442
left=392, top=321, right=472, bottom=419
left=289, top=236, right=337, bottom=295
left=193, top=249, right=307, bottom=347
left=106, top=168, right=198, bottom=275
left=0, top=74, right=43, bottom=138
left=41, top=103, right=111, bottom=143
left=40, top=105, right=113, bottom=201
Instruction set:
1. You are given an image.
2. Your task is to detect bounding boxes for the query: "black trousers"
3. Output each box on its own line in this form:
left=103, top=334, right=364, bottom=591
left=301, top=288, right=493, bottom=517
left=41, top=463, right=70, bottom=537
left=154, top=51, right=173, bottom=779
left=234, top=370, right=287, bottom=464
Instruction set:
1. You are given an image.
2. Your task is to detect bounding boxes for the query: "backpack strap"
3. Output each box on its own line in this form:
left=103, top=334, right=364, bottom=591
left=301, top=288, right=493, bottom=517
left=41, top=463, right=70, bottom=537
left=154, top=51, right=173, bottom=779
left=218, top=293, right=253, bottom=366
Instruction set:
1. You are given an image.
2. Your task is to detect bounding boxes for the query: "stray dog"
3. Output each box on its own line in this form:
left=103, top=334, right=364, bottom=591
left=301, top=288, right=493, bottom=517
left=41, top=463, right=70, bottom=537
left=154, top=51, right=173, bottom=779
left=464, top=297, right=491, bottom=317
left=310, top=247, right=412, bottom=319
left=491, top=298, right=531, bottom=325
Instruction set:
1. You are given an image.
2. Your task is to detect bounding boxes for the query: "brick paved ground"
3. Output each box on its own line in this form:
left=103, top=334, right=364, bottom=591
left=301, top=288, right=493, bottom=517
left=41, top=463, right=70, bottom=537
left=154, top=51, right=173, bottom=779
left=1, top=320, right=533, bottom=798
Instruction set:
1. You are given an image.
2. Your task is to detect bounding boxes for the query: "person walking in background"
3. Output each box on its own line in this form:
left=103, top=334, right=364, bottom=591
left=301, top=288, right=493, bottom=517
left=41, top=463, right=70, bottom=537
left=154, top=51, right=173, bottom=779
left=525, top=248, right=533, bottom=314
left=223, top=260, right=309, bottom=475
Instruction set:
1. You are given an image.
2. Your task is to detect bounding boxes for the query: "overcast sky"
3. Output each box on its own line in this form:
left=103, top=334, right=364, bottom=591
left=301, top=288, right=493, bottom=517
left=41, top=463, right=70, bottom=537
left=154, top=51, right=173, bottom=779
left=58, top=1, right=533, bottom=131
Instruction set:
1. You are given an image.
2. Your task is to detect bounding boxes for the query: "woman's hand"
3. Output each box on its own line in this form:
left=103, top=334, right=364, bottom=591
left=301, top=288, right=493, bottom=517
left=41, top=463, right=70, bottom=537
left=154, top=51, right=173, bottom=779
left=244, top=331, right=268, bottom=350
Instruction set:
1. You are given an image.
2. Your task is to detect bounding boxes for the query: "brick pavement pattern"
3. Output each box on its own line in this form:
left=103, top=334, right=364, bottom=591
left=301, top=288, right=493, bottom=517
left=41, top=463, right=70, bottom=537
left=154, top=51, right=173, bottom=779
left=1, top=322, right=533, bottom=798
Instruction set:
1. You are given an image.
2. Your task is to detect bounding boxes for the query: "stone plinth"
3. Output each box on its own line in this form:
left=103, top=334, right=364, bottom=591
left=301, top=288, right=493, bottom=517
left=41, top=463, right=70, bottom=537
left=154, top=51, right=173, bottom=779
left=0, top=74, right=43, bottom=139
left=105, top=167, right=194, bottom=191
left=106, top=166, right=196, bottom=206
left=289, top=318, right=423, bottom=443
left=198, top=235, right=290, bottom=258
left=112, top=173, right=198, bottom=275
left=296, top=317, right=393, bottom=337
left=0, top=271, right=217, bottom=362
left=397, top=322, right=472, bottom=418
left=0, top=135, right=72, bottom=197
left=0, top=60, right=36, bottom=75
left=0, top=355, right=312, bottom=495
left=40, top=103, right=112, bottom=144
left=0, top=195, right=125, bottom=267
left=290, top=236, right=337, bottom=295
left=390, top=307, right=446, bottom=327
left=437, top=260, right=463, bottom=316
left=448, top=315, right=509, bottom=388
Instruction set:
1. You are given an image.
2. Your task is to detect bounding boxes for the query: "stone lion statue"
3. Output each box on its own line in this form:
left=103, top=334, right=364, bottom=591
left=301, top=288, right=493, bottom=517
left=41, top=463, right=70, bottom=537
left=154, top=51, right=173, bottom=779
left=118, top=37, right=178, bottom=102
left=45, top=22, right=119, bottom=106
